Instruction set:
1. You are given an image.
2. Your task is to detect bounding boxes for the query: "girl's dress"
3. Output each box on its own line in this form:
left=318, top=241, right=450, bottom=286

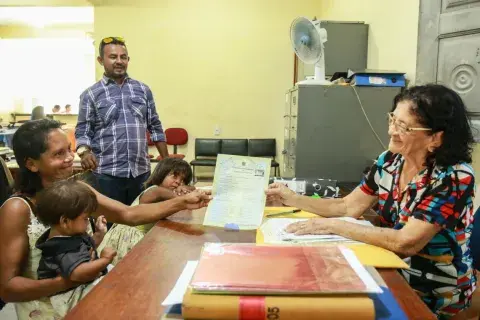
left=97, top=186, right=157, bottom=265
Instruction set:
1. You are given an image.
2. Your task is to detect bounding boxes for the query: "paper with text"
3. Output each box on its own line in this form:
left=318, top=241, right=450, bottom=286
left=203, top=154, right=271, bottom=230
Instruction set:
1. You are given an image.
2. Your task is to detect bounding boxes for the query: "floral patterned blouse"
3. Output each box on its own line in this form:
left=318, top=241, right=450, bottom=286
left=360, top=151, right=476, bottom=319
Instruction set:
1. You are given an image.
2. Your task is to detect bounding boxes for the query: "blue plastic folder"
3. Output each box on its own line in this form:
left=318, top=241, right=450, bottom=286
left=370, top=286, right=408, bottom=320
left=349, top=69, right=406, bottom=87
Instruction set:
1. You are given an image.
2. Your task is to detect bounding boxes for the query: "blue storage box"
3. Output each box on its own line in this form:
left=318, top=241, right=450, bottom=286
left=349, top=69, right=406, bottom=87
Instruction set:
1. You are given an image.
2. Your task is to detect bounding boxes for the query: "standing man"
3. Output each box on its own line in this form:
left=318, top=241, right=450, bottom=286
left=75, top=36, right=169, bottom=207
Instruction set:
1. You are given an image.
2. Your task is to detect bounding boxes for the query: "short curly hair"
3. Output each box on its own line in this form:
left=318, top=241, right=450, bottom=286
left=392, top=84, right=474, bottom=167
left=36, top=180, right=97, bottom=226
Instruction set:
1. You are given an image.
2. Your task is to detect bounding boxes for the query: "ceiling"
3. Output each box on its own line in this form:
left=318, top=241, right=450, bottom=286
left=0, top=6, right=93, bottom=27
left=0, top=0, right=162, bottom=6
left=0, top=0, right=91, bottom=6
left=0, top=0, right=161, bottom=26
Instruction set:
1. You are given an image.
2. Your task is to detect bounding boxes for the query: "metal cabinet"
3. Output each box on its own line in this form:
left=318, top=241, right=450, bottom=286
left=282, top=84, right=401, bottom=183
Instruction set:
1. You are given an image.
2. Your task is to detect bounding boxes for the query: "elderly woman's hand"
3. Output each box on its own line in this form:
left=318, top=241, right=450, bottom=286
left=285, top=218, right=338, bottom=235
left=265, top=183, right=297, bottom=205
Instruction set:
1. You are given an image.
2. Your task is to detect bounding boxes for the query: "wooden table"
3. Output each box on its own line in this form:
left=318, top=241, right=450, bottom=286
left=65, top=206, right=436, bottom=320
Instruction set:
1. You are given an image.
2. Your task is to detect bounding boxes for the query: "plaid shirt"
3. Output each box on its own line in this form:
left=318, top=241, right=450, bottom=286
left=75, top=75, right=165, bottom=178
left=360, top=151, right=475, bottom=318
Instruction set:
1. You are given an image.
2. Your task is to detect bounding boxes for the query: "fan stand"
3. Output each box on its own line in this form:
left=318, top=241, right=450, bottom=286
left=297, top=53, right=331, bottom=85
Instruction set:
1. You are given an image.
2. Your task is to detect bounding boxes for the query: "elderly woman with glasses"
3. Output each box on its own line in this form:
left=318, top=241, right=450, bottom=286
left=267, top=84, right=476, bottom=319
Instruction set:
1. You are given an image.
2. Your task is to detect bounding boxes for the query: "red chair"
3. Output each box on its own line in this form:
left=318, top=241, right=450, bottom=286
left=157, top=128, right=188, bottom=160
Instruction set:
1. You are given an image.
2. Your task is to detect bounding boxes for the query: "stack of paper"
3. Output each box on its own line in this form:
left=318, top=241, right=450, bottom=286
left=161, top=256, right=408, bottom=320
left=167, top=244, right=380, bottom=320
left=260, top=217, right=373, bottom=244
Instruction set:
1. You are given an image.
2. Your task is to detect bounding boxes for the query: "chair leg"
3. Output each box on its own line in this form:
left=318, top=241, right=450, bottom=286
left=192, top=165, right=196, bottom=183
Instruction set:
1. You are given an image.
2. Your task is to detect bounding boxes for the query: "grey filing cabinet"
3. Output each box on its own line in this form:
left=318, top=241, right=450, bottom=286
left=283, top=85, right=401, bottom=183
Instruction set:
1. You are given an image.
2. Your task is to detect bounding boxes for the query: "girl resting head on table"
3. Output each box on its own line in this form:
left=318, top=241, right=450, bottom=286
left=267, top=84, right=476, bottom=319
left=0, top=119, right=210, bottom=319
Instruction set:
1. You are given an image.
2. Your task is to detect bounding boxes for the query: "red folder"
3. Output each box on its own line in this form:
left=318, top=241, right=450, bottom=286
left=190, top=244, right=370, bottom=295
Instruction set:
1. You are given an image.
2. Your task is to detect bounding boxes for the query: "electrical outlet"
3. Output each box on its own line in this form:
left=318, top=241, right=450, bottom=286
left=214, top=125, right=221, bottom=136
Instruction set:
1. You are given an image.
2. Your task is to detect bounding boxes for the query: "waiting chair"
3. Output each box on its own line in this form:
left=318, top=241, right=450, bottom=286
left=31, top=106, right=46, bottom=121
left=220, top=139, right=248, bottom=156
left=164, top=128, right=188, bottom=159
left=248, top=139, right=279, bottom=176
left=190, top=139, right=221, bottom=181
left=0, top=156, right=14, bottom=206
left=455, top=207, right=480, bottom=319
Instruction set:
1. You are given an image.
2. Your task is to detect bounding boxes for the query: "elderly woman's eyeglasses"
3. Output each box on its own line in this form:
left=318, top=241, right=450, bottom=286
left=387, top=112, right=432, bottom=135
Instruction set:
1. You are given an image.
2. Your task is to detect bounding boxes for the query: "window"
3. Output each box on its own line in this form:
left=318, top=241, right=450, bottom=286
left=0, top=37, right=95, bottom=115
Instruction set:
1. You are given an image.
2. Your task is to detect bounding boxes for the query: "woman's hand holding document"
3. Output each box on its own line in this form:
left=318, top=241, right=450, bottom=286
left=203, top=154, right=271, bottom=230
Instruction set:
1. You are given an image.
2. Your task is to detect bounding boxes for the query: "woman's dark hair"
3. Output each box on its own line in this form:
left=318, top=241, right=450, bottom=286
left=392, top=84, right=474, bottom=167
left=12, top=119, right=63, bottom=196
left=145, top=158, right=192, bottom=188
left=36, top=180, right=97, bottom=226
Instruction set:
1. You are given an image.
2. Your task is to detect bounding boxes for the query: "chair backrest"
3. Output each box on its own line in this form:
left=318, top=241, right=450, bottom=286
left=165, top=128, right=188, bottom=146
left=0, top=157, right=13, bottom=206
left=221, top=139, right=248, bottom=156
left=31, top=106, right=45, bottom=121
left=248, top=139, right=276, bottom=158
left=195, top=139, right=221, bottom=157
left=471, top=207, right=480, bottom=270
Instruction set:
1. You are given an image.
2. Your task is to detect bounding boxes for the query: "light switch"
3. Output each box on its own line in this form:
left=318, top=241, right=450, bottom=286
left=214, top=125, right=221, bottom=136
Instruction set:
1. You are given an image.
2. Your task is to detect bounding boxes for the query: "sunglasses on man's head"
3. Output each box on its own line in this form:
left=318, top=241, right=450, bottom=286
left=101, top=37, right=125, bottom=44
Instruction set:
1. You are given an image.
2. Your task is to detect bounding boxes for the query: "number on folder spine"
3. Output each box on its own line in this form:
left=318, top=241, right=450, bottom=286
left=267, top=307, right=280, bottom=319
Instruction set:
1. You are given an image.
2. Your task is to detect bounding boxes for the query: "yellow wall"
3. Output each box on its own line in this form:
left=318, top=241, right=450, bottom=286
left=319, top=0, right=420, bottom=84
left=94, top=0, right=323, bottom=177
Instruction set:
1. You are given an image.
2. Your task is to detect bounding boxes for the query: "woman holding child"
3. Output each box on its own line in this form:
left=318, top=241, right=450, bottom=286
left=267, top=85, right=476, bottom=319
left=0, top=119, right=208, bottom=319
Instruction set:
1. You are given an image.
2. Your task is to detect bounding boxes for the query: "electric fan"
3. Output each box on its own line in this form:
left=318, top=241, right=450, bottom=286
left=290, top=16, right=329, bottom=85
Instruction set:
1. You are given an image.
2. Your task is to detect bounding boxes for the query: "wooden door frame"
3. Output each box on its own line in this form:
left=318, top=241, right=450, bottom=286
left=416, top=0, right=442, bottom=85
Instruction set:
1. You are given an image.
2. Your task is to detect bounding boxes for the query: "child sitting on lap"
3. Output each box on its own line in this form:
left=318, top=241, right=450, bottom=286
left=35, top=180, right=116, bottom=317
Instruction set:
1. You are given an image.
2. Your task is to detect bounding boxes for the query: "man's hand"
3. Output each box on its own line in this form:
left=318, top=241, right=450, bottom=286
left=80, top=150, right=98, bottom=171
left=100, top=247, right=117, bottom=262
left=181, top=190, right=211, bottom=210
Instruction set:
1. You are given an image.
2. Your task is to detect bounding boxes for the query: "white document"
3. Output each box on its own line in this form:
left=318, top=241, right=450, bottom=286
left=260, top=217, right=373, bottom=244
left=161, top=261, right=198, bottom=306
left=339, top=246, right=383, bottom=294
left=203, top=154, right=271, bottom=230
